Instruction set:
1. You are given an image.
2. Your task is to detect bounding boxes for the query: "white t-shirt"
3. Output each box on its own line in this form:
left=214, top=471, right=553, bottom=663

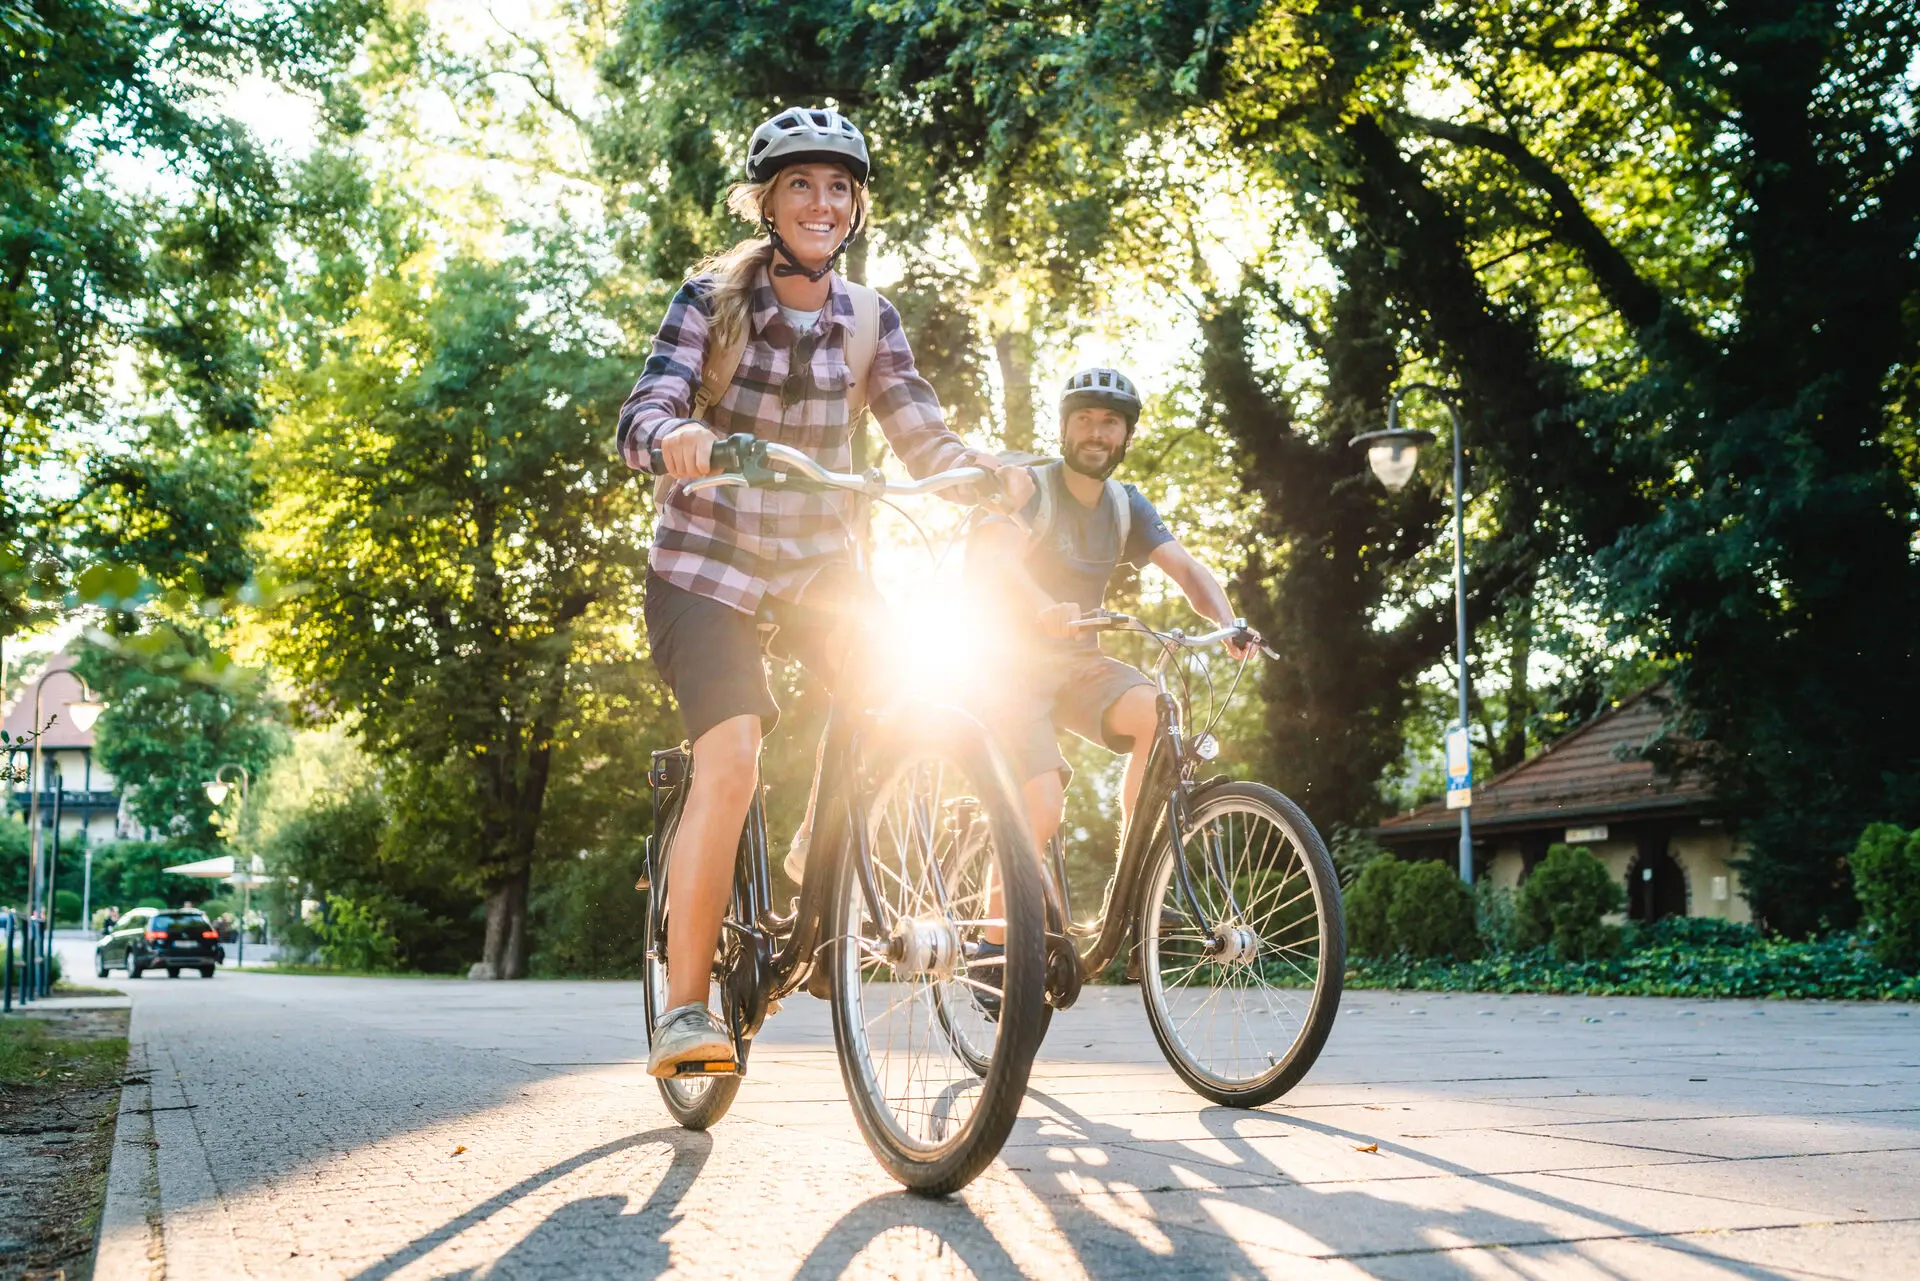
left=778, top=304, right=823, bottom=335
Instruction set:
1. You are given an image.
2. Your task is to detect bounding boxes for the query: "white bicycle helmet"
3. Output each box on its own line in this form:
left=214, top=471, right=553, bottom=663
left=1060, top=366, right=1143, bottom=431
left=746, top=107, right=871, bottom=185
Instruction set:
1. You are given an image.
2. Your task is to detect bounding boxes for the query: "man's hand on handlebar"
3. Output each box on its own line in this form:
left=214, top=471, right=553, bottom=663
left=1037, top=600, right=1079, bottom=639
left=990, top=462, right=1035, bottom=513
left=654, top=423, right=719, bottom=479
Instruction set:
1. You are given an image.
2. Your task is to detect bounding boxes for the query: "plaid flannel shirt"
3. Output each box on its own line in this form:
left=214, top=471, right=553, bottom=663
left=617, top=268, right=973, bottom=614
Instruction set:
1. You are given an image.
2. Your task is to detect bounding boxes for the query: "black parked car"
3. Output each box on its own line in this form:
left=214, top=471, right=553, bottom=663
left=96, top=908, right=226, bottom=979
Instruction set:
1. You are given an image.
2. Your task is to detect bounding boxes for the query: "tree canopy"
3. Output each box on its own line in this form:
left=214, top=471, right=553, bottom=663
left=7, top=0, right=1915, bottom=958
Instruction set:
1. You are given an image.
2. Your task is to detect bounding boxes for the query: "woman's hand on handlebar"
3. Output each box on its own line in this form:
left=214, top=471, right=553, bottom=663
left=655, top=423, right=718, bottom=479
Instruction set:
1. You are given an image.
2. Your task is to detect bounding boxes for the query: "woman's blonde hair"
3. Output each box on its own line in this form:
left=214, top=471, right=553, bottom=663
left=691, top=169, right=871, bottom=350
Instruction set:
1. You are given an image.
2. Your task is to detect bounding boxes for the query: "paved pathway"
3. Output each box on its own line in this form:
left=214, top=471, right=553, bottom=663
left=68, top=946, right=1919, bottom=1279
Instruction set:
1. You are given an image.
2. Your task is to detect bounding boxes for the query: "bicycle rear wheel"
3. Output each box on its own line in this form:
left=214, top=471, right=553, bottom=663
left=827, top=704, right=1045, bottom=1195
left=1139, top=781, right=1344, bottom=1107
left=643, top=806, right=742, bottom=1130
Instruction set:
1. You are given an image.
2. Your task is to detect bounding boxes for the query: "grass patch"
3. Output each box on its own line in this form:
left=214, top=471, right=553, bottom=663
left=0, top=1014, right=130, bottom=1088
left=53, top=981, right=124, bottom=997
left=254, top=963, right=462, bottom=979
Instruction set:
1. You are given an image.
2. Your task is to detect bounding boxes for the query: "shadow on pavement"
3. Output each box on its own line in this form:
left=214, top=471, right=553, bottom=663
left=349, top=1127, right=709, bottom=1281
left=789, top=1191, right=1030, bottom=1279
left=1014, top=1088, right=1805, bottom=1279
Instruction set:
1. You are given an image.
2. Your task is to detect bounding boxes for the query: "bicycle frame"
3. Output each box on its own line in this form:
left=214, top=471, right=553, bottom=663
left=1045, top=626, right=1253, bottom=996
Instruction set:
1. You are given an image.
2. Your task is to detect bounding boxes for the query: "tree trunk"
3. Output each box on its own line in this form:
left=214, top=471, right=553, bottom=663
left=994, top=327, right=1036, bottom=453
left=481, top=864, right=530, bottom=979
left=1499, top=595, right=1532, bottom=771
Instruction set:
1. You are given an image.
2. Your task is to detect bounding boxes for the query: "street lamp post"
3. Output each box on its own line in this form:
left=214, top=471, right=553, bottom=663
left=1353, top=383, right=1475, bottom=884
left=44, top=763, right=62, bottom=995
left=23, top=667, right=105, bottom=999
left=205, top=763, right=251, bottom=966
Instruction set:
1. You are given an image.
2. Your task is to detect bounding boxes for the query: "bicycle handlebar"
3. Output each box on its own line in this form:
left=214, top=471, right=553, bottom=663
left=1066, top=610, right=1279, bottom=661
left=650, top=433, right=998, bottom=501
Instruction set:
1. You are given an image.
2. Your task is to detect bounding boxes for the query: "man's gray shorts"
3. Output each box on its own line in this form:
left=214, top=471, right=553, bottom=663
left=982, top=647, right=1154, bottom=786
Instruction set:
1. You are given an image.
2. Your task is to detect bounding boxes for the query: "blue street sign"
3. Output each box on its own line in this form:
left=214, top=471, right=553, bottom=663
left=1445, top=725, right=1473, bottom=810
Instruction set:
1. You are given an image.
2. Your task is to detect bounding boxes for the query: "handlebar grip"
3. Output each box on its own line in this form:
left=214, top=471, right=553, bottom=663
left=649, top=434, right=748, bottom=477
left=709, top=436, right=743, bottom=474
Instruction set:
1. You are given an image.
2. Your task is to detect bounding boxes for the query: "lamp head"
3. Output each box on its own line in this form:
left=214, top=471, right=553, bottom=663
left=205, top=780, right=230, bottom=806
left=1351, top=428, right=1436, bottom=494
left=66, top=698, right=104, bottom=733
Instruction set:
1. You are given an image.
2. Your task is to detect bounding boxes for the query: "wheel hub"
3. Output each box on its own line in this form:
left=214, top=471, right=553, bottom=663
left=1206, top=922, right=1261, bottom=965
left=887, top=916, right=962, bottom=980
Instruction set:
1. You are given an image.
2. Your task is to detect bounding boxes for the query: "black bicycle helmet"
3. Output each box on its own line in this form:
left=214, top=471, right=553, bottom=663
left=746, top=107, right=871, bottom=185
left=1059, top=367, right=1143, bottom=432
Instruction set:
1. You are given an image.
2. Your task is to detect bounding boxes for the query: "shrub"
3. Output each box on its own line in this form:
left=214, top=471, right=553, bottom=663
left=1474, top=879, right=1519, bottom=954
left=1516, top=844, right=1625, bottom=961
left=1344, top=856, right=1405, bottom=956
left=1852, top=823, right=1920, bottom=970
left=530, top=849, right=648, bottom=978
left=1329, top=827, right=1392, bottom=888
left=1387, top=860, right=1480, bottom=960
left=311, top=894, right=400, bottom=972
left=54, top=890, right=82, bottom=924
left=1630, top=915, right=1758, bottom=951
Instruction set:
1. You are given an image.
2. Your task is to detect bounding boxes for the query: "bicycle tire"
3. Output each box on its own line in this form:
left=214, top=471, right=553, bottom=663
left=643, top=804, right=742, bottom=1131
left=827, top=703, right=1046, bottom=1195
left=1138, top=781, right=1344, bottom=1108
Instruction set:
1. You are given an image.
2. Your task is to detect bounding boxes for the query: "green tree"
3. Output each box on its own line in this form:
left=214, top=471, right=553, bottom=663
left=1, top=0, right=375, bottom=634
left=74, top=634, right=287, bottom=855
left=260, top=247, right=649, bottom=978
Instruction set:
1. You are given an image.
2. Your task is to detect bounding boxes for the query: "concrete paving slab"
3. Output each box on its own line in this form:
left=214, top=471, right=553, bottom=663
left=68, top=935, right=1917, bottom=1280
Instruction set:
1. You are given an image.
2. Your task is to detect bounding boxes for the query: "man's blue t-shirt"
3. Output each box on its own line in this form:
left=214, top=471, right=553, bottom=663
left=1001, top=463, right=1174, bottom=644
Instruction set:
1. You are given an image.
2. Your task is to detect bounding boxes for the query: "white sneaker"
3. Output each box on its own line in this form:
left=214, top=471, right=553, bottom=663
left=646, top=1004, right=736, bottom=1078
left=782, top=828, right=811, bottom=886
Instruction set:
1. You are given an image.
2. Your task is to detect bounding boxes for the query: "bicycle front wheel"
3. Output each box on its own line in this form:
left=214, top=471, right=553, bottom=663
left=827, top=704, right=1046, bottom=1195
left=1139, top=781, right=1344, bottom=1107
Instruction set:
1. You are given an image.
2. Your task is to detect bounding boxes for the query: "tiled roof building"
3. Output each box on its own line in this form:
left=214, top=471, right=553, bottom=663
left=1374, top=689, right=1748, bottom=924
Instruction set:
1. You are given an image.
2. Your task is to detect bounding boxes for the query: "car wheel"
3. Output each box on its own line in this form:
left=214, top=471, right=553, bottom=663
left=198, top=966, right=215, bottom=978
left=127, top=961, right=143, bottom=979
left=95, top=953, right=109, bottom=979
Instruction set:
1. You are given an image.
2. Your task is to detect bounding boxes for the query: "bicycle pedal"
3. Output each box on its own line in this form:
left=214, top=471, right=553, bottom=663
left=670, top=1058, right=740, bottom=1077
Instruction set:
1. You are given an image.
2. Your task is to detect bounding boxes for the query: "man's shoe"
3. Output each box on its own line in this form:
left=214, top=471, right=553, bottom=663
left=647, top=1004, right=737, bottom=1078
left=968, top=942, right=1005, bottom=1021
left=782, top=828, right=811, bottom=887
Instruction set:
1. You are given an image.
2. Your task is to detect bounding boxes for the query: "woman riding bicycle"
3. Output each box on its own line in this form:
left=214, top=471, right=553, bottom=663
left=616, top=106, right=1029, bottom=1077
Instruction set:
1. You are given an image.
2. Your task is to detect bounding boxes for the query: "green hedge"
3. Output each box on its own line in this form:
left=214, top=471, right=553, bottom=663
left=1853, top=824, right=1920, bottom=970
left=1348, top=925, right=1920, bottom=1000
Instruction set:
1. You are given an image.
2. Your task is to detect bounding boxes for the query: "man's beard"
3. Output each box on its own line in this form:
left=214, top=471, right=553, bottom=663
left=1064, top=437, right=1127, bottom=481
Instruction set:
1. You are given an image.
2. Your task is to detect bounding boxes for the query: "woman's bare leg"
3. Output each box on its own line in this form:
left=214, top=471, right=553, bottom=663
left=666, top=713, right=762, bottom=1009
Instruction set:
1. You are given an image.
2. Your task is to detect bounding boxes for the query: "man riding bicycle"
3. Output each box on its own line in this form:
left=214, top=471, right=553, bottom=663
left=969, top=366, right=1251, bottom=868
